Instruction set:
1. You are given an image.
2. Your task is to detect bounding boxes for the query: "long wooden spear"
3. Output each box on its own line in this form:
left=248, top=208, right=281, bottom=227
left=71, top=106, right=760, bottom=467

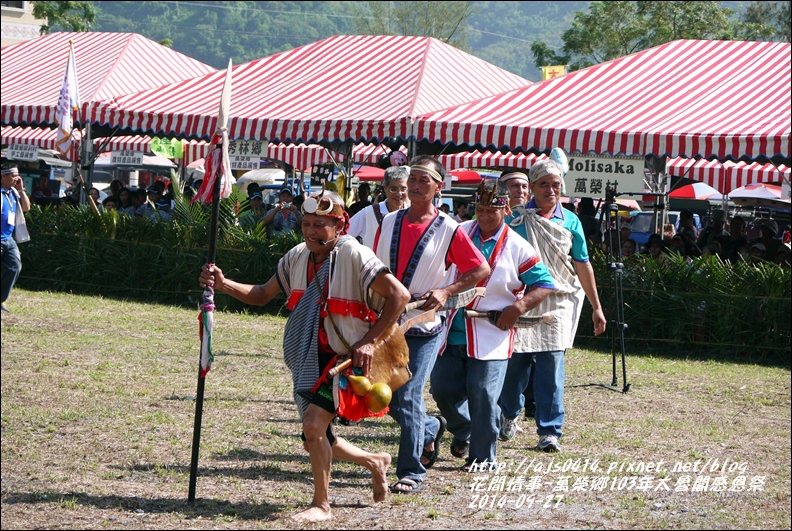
left=189, top=59, right=233, bottom=502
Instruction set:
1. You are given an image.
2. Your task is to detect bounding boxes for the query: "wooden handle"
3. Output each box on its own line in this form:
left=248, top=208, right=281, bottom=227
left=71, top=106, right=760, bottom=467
left=326, top=358, right=352, bottom=379
left=403, top=299, right=426, bottom=313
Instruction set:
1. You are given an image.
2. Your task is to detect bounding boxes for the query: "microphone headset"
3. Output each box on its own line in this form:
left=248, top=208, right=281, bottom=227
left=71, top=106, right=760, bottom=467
left=317, top=234, right=340, bottom=246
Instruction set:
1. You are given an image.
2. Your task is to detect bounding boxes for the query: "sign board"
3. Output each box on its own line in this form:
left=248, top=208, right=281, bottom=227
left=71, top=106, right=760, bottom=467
left=150, top=138, right=183, bottom=159
left=781, top=179, right=791, bottom=201
left=227, top=139, right=267, bottom=157
left=7, top=143, right=39, bottom=161
left=110, top=150, right=144, bottom=166
left=229, top=156, right=260, bottom=171
left=310, top=164, right=333, bottom=187
left=566, top=155, right=645, bottom=196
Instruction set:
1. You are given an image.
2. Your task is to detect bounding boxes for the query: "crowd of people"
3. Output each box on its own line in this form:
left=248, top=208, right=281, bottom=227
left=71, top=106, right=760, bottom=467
left=197, top=154, right=611, bottom=522
left=48, top=175, right=309, bottom=240
left=53, top=178, right=179, bottom=222
left=6, top=153, right=788, bottom=522
left=608, top=208, right=791, bottom=268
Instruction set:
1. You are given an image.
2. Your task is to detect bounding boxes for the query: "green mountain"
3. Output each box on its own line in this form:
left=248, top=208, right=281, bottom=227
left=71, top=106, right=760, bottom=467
left=90, top=1, right=590, bottom=81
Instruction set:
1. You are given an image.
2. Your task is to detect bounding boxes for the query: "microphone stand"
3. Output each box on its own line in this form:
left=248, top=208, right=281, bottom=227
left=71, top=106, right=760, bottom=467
left=577, top=184, right=630, bottom=393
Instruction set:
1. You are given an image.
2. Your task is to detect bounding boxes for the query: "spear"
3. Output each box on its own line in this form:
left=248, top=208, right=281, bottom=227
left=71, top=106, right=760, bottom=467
left=189, top=59, right=234, bottom=502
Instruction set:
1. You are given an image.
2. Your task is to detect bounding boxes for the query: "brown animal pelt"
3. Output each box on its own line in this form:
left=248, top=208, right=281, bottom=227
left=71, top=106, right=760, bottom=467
left=369, top=323, right=412, bottom=392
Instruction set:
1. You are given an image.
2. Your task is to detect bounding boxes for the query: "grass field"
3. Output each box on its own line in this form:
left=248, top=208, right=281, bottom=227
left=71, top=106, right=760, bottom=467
left=1, top=288, right=790, bottom=530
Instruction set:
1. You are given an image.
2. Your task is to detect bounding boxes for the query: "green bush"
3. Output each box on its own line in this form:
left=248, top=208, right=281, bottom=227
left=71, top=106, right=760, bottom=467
left=578, top=250, right=791, bottom=358
left=17, top=196, right=791, bottom=357
left=17, top=187, right=296, bottom=314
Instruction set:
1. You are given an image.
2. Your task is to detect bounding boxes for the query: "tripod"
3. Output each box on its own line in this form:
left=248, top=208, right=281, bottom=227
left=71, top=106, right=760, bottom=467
left=582, top=185, right=631, bottom=393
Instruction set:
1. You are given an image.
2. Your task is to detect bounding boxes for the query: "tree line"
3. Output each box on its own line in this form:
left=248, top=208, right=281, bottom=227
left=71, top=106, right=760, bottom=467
left=31, top=1, right=790, bottom=81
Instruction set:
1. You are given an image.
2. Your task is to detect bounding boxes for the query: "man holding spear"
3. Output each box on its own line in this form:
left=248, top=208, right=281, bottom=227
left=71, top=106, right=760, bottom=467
left=200, top=190, right=410, bottom=523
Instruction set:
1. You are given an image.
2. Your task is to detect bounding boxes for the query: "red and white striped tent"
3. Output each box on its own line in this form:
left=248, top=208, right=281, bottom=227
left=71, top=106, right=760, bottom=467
left=1, top=125, right=83, bottom=161
left=666, top=157, right=790, bottom=194
left=186, top=143, right=542, bottom=176
left=1, top=126, right=210, bottom=165
left=1, top=32, right=216, bottom=127
left=87, top=35, right=533, bottom=145
left=95, top=136, right=211, bottom=166
left=439, top=150, right=542, bottom=171
left=413, top=40, right=791, bottom=164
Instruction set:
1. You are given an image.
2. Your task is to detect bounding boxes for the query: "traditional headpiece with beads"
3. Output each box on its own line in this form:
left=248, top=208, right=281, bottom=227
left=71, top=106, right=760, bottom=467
left=475, top=179, right=510, bottom=208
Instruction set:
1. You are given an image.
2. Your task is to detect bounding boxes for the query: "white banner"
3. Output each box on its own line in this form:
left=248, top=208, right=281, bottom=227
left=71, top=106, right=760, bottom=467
left=229, top=156, right=260, bottom=171
left=110, top=150, right=144, bottom=166
left=7, top=143, right=39, bottom=161
left=566, top=155, right=645, bottom=195
left=227, top=139, right=267, bottom=157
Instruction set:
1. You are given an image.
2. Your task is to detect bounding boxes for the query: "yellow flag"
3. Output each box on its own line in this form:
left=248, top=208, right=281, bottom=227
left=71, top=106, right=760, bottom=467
left=541, top=65, right=567, bottom=81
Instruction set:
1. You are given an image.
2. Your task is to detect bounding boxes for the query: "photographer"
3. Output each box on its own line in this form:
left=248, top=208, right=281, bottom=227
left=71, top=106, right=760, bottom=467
left=372, top=185, right=386, bottom=203
left=262, top=187, right=302, bottom=238
left=347, top=182, right=372, bottom=217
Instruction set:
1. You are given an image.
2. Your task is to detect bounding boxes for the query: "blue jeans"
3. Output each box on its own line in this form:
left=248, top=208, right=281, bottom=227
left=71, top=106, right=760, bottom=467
left=499, top=350, right=565, bottom=438
left=387, top=332, right=443, bottom=483
left=430, top=344, right=508, bottom=464
left=1, top=237, right=22, bottom=303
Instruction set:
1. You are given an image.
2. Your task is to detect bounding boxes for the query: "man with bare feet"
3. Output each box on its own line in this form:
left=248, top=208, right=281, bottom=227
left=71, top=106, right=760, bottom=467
left=200, top=191, right=410, bottom=522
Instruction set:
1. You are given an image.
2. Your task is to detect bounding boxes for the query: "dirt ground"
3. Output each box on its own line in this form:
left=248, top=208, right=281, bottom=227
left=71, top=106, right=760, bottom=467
left=1, top=290, right=790, bottom=529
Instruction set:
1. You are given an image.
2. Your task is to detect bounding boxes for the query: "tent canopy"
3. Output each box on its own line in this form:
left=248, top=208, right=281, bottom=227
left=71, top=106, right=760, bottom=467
left=87, top=35, right=533, bottom=146
left=666, top=156, right=790, bottom=194
left=1, top=125, right=83, bottom=161
left=1, top=32, right=216, bottom=127
left=413, top=39, right=790, bottom=165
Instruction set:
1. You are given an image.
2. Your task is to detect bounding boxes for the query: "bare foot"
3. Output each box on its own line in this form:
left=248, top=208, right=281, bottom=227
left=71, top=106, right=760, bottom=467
left=292, top=505, right=331, bottom=523
left=370, top=452, right=392, bottom=502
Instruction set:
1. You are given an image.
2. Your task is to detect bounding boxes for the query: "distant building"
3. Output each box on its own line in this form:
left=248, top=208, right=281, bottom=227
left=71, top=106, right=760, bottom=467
left=1, top=1, right=45, bottom=47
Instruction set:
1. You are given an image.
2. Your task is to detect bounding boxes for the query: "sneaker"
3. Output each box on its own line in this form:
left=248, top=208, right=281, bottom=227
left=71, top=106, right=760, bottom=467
left=1, top=303, right=8, bottom=312
left=538, top=434, right=561, bottom=452
left=499, top=415, right=519, bottom=441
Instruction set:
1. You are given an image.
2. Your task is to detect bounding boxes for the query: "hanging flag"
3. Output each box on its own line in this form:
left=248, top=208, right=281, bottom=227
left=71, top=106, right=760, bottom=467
left=197, top=287, right=215, bottom=378
left=54, top=41, right=80, bottom=157
left=540, top=65, right=567, bottom=81
left=193, top=60, right=235, bottom=206
left=195, top=59, right=234, bottom=377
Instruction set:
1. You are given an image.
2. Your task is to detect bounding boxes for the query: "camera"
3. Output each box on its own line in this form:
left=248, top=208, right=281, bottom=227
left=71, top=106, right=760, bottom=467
left=282, top=202, right=291, bottom=209
left=374, top=185, right=386, bottom=202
